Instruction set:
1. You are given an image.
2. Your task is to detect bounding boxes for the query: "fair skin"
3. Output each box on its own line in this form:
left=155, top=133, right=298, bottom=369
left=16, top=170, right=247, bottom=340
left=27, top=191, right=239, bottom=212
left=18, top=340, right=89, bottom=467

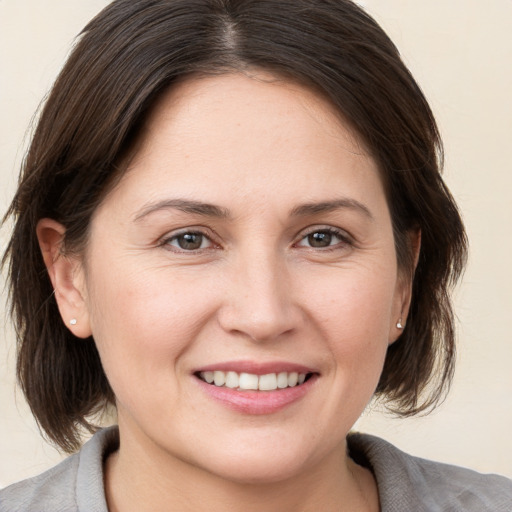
left=37, top=72, right=415, bottom=511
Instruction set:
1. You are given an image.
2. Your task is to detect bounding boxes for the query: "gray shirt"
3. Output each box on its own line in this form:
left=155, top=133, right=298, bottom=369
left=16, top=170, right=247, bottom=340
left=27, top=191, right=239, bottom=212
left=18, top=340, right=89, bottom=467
left=1, top=426, right=511, bottom=511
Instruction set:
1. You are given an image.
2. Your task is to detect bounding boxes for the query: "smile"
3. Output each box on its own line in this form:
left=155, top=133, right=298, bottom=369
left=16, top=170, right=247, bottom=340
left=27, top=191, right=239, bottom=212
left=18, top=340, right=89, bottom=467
left=198, top=371, right=310, bottom=391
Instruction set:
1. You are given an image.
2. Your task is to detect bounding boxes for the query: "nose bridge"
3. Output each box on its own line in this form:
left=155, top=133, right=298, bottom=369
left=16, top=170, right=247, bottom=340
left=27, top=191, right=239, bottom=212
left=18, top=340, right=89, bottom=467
left=219, top=243, right=299, bottom=341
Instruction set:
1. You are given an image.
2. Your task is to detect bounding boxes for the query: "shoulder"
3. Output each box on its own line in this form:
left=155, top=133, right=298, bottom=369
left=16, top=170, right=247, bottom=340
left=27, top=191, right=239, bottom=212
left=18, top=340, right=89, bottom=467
left=0, top=453, right=80, bottom=512
left=348, top=432, right=512, bottom=512
left=0, top=427, right=118, bottom=512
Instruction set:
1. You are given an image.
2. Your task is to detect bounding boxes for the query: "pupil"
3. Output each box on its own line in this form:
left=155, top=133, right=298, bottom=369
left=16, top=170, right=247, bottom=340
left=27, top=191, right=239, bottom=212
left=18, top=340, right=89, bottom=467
left=308, top=231, right=331, bottom=247
left=178, top=233, right=202, bottom=250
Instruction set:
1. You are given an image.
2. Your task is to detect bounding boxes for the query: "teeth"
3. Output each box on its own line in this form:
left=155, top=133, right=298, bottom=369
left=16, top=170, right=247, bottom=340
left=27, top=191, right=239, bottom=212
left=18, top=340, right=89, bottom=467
left=225, top=371, right=239, bottom=389
left=259, top=373, right=277, bottom=391
left=239, top=372, right=259, bottom=390
left=199, top=370, right=309, bottom=390
left=277, top=372, right=288, bottom=389
left=203, top=371, right=214, bottom=384
left=213, top=371, right=225, bottom=386
left=287, top=372, right=298, bottom=387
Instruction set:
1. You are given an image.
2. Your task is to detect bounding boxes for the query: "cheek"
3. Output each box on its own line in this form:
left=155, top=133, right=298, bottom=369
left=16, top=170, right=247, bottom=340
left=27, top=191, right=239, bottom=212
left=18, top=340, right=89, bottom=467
left=84, top=261, right=220, bottom=389
left=302, top=265, right=396, bottom=377
left=305, top=265, right=397, bottom=335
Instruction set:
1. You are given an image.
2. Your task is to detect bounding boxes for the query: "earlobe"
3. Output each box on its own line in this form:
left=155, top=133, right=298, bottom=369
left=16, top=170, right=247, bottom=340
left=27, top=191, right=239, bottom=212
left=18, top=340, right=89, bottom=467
left=389, top=228, right=421, bottom=344
left=36, top=218, right=92, bottom=338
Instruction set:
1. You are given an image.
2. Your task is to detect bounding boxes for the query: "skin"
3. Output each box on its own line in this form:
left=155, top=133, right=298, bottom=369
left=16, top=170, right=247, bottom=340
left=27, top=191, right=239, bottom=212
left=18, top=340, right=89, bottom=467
left=38, top=72, right=415, bottom=511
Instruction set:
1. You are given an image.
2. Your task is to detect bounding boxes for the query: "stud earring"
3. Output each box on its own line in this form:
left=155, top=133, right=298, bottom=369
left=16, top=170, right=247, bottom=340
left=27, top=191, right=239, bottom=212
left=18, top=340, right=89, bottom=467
left=396, top=318, right=404, bottom=329
left=70, top=318, right=77, bottom=326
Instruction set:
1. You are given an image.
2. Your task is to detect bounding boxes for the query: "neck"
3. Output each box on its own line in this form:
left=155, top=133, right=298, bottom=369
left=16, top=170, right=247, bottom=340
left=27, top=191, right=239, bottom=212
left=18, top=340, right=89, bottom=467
left=105, top=429, right=378, bottom=512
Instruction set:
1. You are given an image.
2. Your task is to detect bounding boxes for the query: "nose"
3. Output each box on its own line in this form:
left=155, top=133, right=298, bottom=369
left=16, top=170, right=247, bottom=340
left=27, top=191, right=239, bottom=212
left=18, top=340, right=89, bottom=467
left=217, top=249, right=303, bottom=342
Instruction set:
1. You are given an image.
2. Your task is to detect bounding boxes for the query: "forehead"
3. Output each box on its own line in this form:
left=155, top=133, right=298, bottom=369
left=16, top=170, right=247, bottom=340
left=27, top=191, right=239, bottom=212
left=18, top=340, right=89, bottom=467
left=138, top=71, right=367, bottom=157
left=99, top=72, right=384, bottom=217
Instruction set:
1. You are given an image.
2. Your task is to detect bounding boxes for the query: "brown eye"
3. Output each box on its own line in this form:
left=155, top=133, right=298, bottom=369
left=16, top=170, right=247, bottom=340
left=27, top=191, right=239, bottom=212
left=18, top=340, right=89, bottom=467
left=307, top=231, right=333, bottom=247
left=178, top=233, right=203, bottom=250
left=167, top=232, right=211, bottom=251
left=296, top=228, right=349, bottom=250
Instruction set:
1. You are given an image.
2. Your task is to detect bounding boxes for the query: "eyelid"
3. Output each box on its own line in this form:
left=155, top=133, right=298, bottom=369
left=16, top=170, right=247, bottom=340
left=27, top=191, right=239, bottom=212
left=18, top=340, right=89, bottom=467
left=294, top=225, right=354, bottom=248
left=158, top=226, right=220, bottom=252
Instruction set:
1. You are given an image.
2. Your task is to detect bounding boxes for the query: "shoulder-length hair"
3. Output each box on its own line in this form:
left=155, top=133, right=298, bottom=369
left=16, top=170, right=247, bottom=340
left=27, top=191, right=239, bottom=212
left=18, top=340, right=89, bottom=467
left=2, top=0, right=467, bottom=452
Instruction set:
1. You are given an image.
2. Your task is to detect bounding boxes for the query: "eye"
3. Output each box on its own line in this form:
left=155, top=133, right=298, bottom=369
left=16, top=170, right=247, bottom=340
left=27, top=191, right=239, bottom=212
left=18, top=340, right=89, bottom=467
left=296, top=228, right=349, bottom=249
left=165, top=231, right=213, bottom=251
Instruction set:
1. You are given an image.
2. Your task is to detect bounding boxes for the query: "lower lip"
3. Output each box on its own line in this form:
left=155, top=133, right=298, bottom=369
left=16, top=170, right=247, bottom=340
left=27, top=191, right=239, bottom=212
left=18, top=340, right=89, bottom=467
left=195, top=375, right=318, bottom=415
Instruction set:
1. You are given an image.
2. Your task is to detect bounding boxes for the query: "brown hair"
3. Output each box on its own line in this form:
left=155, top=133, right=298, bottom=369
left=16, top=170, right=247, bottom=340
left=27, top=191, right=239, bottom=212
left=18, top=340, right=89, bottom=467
left=2, top=0, right=467, bottom=452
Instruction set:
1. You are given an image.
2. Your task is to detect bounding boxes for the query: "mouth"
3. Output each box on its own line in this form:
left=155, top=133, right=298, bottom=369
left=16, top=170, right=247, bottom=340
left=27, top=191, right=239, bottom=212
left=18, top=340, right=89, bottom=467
left=194, top=364, right=319, bottom=414
left=196, top=370, right=314, bottom=391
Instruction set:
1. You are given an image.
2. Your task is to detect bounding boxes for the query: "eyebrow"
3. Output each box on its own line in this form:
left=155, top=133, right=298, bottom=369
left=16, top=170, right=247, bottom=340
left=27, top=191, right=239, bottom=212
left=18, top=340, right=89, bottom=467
left=133, top=197, right=373, bottom=223
left=134, top=199, right=231, bottom=222
left=290, top=199, right=374, bottom=220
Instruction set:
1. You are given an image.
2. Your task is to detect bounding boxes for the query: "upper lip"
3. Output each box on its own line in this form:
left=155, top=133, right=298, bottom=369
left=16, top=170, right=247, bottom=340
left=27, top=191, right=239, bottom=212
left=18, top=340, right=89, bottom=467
left=194, top=360, right=317, bottom=375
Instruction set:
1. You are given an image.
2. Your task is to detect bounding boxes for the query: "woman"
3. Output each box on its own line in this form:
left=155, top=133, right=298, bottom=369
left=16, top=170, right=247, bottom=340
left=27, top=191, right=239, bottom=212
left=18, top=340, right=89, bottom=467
left=1, top=0, right=511, bottom=510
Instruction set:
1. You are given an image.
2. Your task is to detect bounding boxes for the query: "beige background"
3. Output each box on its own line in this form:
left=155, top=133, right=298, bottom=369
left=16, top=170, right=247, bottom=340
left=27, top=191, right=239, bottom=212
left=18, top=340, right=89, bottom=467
left=1, top=0, right=511, bottom=488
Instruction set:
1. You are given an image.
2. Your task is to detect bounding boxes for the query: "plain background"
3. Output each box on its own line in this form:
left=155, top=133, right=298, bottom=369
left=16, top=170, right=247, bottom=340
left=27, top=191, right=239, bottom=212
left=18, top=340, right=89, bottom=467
left=1, top=0, right=511, bottom=488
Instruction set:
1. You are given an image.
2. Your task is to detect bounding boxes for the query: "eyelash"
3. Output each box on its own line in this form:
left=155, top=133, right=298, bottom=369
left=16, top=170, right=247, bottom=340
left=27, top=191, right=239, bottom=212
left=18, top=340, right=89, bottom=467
left=294, top=226, right=353, bottom=251
left=159, top=226, right=353, bottom=253
left=160, top=229, right=217, bottom=252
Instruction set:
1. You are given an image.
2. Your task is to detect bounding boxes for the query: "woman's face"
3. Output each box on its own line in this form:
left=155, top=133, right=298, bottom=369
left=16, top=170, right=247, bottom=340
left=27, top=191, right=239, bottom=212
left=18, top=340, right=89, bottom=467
left=77, top=73, right=406, bottom=483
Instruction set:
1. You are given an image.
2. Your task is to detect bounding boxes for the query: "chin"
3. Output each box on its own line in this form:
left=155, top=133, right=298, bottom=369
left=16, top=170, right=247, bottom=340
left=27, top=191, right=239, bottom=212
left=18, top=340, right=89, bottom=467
left=188, top=434, right=330, bottom=486
left=205, top=455, right=309, bottom=485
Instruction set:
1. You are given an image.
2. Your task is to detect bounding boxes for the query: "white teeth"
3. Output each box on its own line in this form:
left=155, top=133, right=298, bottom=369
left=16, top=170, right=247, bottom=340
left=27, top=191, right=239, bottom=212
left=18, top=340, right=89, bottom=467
left=259, top=373, right=277, bottom=391
left=225, top=371, right=239, bottom=389
left=203, top=371, right=214, bottom=384
left=239, top=372, right=259, bottom=390
left=213, top=371, right=226, bottom=386
left=199, top=370, right=310, bottom=390
left=277, top=372, right=288, bottom=389
left=287, top=372, right=298, bottom=387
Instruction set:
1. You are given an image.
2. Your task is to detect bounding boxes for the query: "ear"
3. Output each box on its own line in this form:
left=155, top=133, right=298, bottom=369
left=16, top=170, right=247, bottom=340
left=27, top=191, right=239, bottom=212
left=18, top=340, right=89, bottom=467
left=36, top=218, right=92, bottom=338
left=389, top=228, right=421, bottom=344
